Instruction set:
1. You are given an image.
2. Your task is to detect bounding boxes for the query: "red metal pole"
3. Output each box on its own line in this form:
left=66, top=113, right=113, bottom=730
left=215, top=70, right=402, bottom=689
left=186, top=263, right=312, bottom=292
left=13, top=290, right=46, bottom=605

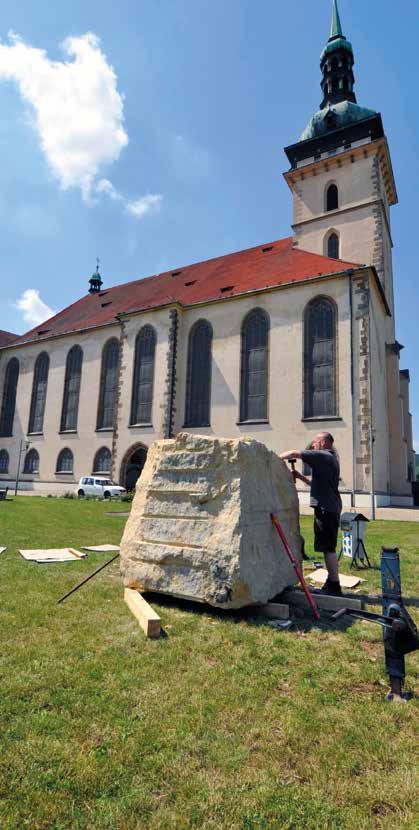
left=271, top=513, right=320, bottom=621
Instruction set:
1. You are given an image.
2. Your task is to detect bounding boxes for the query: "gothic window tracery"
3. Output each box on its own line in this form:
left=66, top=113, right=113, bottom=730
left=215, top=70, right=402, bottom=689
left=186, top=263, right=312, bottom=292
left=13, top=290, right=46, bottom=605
left=61, top=346, right=83, bottom=432
left=130, top=326, right=156, bottom=426
left=93, top=446, right=111, bottom=474
left=240, top=309, right=269, bottom=423
left=23, top=448, right=39, bottom=474
left=304, top=297, right=337, bottom=419
left=28, top=352, right=49, bottom=434
left=0, top=358, right=19, bottom=437
left=97, top=339, right=119, bottom=430
left=56, top=448, right=73, bottom=474
left=184, top=320, right=213, bottom=427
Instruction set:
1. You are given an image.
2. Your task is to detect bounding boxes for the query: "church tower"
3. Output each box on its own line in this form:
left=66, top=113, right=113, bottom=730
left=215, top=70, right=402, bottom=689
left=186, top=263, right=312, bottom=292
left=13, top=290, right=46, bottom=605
left=283, top=1, right=413, bottom=504
left=283, top=0, right=397, bottom=324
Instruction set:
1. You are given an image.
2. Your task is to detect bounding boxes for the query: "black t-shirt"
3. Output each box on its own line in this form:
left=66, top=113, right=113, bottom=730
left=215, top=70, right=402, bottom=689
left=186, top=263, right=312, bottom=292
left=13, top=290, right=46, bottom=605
left=300, top=449, right=342, bottom=514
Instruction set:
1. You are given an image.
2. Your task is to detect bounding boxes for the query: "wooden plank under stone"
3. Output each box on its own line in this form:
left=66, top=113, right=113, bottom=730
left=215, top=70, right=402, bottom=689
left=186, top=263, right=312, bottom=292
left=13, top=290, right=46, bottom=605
left=124, top=588, right=161, bottom=638
left=281, top=588, right=364, bottom=612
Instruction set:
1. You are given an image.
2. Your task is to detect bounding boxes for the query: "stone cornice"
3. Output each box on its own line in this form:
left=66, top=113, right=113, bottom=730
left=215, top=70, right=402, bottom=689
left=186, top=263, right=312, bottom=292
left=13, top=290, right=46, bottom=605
left=284, top=138, right=398, bottom=207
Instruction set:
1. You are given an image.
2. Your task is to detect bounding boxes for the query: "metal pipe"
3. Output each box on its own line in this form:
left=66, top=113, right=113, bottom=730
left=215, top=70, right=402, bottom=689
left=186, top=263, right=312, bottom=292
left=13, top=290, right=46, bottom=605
left=57, top=552, right=120, bottom=604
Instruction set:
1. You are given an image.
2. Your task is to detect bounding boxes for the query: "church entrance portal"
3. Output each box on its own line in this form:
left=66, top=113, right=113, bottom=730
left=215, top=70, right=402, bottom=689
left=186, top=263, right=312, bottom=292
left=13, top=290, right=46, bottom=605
left=121, top=444, right=148, bottom=491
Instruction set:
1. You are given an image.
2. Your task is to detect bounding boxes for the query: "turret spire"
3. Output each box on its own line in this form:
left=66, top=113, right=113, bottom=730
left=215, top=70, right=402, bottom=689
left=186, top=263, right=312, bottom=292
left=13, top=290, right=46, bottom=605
left=88, top=258, right=103, bottom=294
left=320, top=1, right=356, bottom=110
left=330, top=0, right=343, bottom=40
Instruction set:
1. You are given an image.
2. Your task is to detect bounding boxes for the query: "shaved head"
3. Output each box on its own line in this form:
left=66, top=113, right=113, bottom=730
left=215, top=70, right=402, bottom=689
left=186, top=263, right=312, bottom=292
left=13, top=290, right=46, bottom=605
left=312, top=432, right=334, bottom=450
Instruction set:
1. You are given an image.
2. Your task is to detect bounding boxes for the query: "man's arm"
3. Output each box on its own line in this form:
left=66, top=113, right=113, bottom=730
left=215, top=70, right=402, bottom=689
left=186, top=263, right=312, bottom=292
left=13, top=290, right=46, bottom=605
left=279, top=451, right=302, bottom=461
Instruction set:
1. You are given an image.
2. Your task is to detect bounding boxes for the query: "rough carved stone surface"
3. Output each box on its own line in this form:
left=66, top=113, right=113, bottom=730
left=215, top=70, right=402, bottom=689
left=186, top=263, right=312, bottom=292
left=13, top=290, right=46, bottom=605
left=120, top=433, right=301, bottom=609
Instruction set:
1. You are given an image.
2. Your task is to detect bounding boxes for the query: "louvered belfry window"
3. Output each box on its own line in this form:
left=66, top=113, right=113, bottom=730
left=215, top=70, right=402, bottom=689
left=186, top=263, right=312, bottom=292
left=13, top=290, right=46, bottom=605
left=327, top=232, right=339, bottom=259
left=93, top=446, right=111, bottom=474
left=60, top=345, right=83, bottom=432
left=130, top=326, right=156, bottom=425
left=97, top=339, right=120, bottom=429
left=0, top=449, right=9, bottom=473
left=304, top=297, right=337, bottom=419
left=0, top=357, right=19, bottom=437
left=240, top=309, right=269, bottom=422
left=28, top=352, right=50, bottom=434
left=184, top=320, right=213, bottom=427
left=23, top=448, right=39, bottom=474
left=326, top=184, right=338, bottom=212
left=56, top=448, right=73, bottom=473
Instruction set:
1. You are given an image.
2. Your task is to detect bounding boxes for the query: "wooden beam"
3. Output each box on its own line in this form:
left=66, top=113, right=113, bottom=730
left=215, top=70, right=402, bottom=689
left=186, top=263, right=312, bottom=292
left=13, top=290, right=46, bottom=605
left=124, top=588, right=161, bottom=638
left=257, top=602, right=290, bottom=620
left=281, top=588, right=363, bottom=613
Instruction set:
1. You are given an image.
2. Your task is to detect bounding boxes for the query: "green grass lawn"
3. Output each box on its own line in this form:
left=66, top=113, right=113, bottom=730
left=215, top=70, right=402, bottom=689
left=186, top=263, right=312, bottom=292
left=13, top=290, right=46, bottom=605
left=0, top=497, right=417, bottom=830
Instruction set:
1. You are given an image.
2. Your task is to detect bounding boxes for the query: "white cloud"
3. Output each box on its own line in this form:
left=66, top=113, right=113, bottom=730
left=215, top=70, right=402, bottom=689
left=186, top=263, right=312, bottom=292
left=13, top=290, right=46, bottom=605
left=0, top=31, right=163, bottom=215
left=0, top=31, right=127, bottom=200
left=414, top=439, right=419, bottom=454
left=15, top=289, right=55, bottom=327
left=126, top=194, right=163, bottom=218
left=96, top=178, right=162, bottom=219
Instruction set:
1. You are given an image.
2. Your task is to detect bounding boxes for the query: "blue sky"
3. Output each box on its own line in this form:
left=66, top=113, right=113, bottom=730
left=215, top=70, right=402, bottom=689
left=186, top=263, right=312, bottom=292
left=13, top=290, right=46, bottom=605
left=0, top=0, right=418, bottom=447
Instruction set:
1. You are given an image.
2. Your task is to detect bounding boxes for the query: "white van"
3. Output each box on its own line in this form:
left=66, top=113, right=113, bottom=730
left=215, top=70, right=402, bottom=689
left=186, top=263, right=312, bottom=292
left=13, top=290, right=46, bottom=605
left=76, top=477, right=126, bottom=499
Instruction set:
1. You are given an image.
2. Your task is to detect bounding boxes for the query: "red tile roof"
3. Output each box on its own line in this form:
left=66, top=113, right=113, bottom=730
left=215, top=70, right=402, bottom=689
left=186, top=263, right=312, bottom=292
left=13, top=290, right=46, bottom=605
left=6, top=237, right=361, bottom=347
left=0, top=330, right=19, bottom=347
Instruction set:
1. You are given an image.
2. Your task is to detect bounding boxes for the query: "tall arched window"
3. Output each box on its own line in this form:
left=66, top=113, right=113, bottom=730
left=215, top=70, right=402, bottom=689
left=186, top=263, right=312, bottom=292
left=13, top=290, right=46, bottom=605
left=327, top=232, right=339, bottom=259
left=304, top=297, right=337, bottom=419
left=240, top=309, right=269, bottom=422
left=28, top=352, right=49, bottom=434
left=56, top=448, right=73, bottom=474
left=0, top=358, right=19, bottom=437
left=23, top=448, right=39, bottom=474
left=326, top=184, right=338, bottom=212
left=130, top=326, right=156, bottom=426
left=184, top=320, right=213, bottom=427
left=0, top=449, right=9, bottom=473
left=60, top=346, right=83, bottom=432
left=93, top=446, right=111, bottom=474
left=97, top=339, right=120, bottom=430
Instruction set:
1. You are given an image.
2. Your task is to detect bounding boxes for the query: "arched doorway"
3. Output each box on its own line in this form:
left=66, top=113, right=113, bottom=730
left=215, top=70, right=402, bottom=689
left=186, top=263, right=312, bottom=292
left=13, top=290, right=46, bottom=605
left=120, top=444, right=148, bottom=492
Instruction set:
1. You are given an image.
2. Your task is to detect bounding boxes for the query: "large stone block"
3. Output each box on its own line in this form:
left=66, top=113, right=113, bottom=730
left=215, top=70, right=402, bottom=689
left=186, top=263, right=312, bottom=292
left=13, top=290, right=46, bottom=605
left=120, top=432, right=301, bottom=609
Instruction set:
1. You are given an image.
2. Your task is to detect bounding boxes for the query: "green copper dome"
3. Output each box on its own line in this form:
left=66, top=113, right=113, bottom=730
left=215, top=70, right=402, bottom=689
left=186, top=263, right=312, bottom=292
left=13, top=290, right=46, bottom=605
left=300, top=100, right=377, bottom=142
left=321, top=36, right=353, bottom=61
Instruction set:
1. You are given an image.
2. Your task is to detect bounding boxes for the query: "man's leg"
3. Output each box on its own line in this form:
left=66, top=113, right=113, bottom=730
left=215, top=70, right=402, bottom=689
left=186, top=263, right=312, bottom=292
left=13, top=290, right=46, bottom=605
left=324, top=551, right=340, bottom=582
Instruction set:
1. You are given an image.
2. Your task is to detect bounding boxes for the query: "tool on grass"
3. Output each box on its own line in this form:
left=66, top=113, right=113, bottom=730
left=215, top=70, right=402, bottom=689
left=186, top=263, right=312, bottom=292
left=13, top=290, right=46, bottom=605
left=270, top=513, right=320, bottom=621
left=57, top=552, right=120, bottom=604
left=332, top=547, right=418, bottom=701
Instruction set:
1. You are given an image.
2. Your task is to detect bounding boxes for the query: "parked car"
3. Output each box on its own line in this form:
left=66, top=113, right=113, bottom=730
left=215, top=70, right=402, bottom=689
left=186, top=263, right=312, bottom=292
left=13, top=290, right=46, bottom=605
left=76, top=477, right=126, bottom=499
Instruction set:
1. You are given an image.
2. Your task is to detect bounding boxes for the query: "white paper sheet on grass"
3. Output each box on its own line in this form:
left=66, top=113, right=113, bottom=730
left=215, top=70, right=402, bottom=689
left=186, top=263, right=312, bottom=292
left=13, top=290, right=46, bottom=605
left=19, top=548, right=86, bottom=563
left=307, top=568, right=364, bottom=589
left=82, top=544, right=120, bottom=553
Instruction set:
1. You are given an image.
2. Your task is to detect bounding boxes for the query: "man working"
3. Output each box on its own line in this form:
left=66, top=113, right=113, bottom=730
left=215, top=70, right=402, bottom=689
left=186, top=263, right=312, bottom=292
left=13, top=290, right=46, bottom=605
left=280, top=432, right=342, bottom=596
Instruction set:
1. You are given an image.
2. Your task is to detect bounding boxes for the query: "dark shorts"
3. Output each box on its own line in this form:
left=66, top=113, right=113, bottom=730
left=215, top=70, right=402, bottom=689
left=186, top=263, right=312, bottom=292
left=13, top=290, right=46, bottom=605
left=314, top=507, right=340, bottom=553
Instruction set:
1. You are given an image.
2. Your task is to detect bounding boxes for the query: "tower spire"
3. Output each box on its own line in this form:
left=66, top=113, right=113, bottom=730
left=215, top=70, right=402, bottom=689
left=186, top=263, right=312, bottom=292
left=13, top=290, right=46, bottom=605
left=330, top=0, right=343, bottom=40
left=320, top=1, right=356, bottom=110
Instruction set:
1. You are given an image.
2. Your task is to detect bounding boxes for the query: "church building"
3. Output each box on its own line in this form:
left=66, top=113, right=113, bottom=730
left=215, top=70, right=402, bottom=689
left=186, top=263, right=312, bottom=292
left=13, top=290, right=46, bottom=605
left=0, top=2, right=415, bottom=506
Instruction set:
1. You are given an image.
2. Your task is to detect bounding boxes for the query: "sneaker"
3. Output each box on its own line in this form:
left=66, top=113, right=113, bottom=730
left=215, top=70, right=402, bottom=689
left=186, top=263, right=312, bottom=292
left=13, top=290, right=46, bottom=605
left=320, top=578, right=342, bottom=597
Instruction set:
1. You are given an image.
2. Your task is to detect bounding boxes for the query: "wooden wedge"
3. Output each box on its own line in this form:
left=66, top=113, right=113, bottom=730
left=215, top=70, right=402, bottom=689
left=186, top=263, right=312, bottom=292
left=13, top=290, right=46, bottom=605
left=124, top=588, right=161, bottom=638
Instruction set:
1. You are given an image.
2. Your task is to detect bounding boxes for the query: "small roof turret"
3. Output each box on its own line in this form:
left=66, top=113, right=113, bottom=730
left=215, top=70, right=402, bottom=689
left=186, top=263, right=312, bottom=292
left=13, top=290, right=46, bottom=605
left=88, top=259, right=103, bottom=294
